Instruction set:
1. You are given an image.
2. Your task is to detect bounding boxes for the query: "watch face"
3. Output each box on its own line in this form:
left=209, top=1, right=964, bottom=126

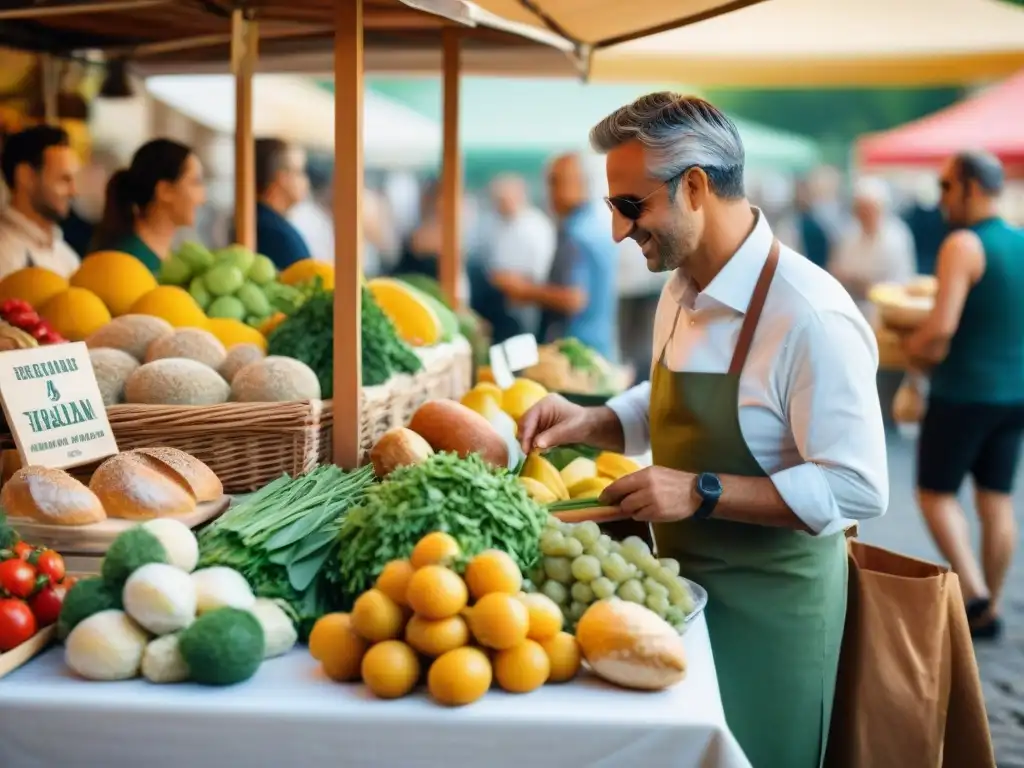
left=699, top=473, right=722, bottom=496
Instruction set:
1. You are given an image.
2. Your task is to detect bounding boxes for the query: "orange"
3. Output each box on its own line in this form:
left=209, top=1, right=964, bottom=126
left=428, top=647, right=493, bottom=706
left=468, top=592, right=530, bottom=650
left=410, top=531, right=461, bottom=569
left=375, top=559, right=415, bottom=607
left=464, top=550, right=523, bottom=601
left=406, top=565, right=468, bottom=620
left=360, top=640, right=420, bottom=699
left=518, top=593, right=564, bottom=641
left=351, top=588, right=406, bottom=643
left=405, top=614, right=470, bottom=657
left=540, top=632, right=582, bottom=683
left=309, top=613, right=369, bottom=682
left=494, top=639, right=550, bottom=693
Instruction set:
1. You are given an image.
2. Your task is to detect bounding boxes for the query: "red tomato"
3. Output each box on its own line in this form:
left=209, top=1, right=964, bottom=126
left=12, top=541, right=33, bottom=560
left=5, top=309, right=39, bottom=330
left=0, top=558, right=37, bottom=598
left=0, top=598, right=37, bottom=651
left=28, top=583, right=65, bottom=627
left=0, top=299, right=32, bottom=316
left=38, top=330, right=65, bottom=345
left=35, top=550, right=65, bottom=584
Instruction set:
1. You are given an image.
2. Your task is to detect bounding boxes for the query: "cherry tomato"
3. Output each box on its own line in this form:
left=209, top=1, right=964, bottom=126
left=35, top=550, right=65, bottom=584
left=0, top=299, right=32, bottom=316
left=13, top=541, right=33, bottom=560
left=5, top=309, right=39, bottom=330
left=0, top=558, right=37, bottom=598
left=38, top=330, right=65, bottom=345
left=0, top=598, right=37, bottom=651
left=28, top=583, right=65, bottom=627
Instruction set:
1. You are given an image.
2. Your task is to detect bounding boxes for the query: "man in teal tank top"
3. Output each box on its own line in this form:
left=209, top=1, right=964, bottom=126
left=904, top=150, right=1024, bottom=640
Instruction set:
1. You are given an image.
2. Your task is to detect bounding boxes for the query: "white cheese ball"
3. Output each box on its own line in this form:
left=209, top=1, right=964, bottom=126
left=65, top=610, right=149, bottom=681
left=140, top=518, right=199, bottom=572
left=123, top=563, right=197, bottom=635
left=141, top=633, right=191, bottom=684
left=248, top=598, right=298, bottom=659
left=191, top=566, right=255, bottom=614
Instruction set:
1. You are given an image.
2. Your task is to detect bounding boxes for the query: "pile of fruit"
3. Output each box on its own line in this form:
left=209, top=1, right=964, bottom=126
left=0, top=520, right=70, bottom=653
left=57, top=519, right=298, bottom=685
left=528, top=519, right=695, bottom=632
left=0, top=299, right=66, bottom=349
left=311, top=532, right=582, bottom=706
left=518, top=450, right=640, bottom=504
left=157, top=243, right=302, bottom=331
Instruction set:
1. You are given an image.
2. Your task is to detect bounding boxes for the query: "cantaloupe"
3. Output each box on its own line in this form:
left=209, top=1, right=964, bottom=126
left=408, top=399, right=509, bottom=469
left=218, top=343, right=265, bottom=383
left=89, top=348, right=139, bottom=407
left=145, top=328, right=227, bottom=371
left=230, top=356, right=321, bottom=402
left=368, top=277, right=443, bottom=347
left=71, top=251, right=158, bottom=317
left=86, top=314, right=173, bottom=362
left=124, top=359, right=230, bottom=406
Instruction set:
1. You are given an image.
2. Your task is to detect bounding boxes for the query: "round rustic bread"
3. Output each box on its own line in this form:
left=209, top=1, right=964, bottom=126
left=89, top=452, right=197, bottom=520
left=1, top=466, right=106, bottom=526
left=131, top=446, right=222, bottom=502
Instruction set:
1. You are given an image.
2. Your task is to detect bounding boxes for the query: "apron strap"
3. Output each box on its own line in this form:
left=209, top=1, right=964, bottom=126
left=728, top=238, right=781, bottom=376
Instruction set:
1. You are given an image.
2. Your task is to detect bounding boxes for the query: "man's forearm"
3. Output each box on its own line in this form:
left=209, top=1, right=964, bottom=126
left=584, top=406, right=626, bottom=453
left=715, top=474, right=812, bottom=532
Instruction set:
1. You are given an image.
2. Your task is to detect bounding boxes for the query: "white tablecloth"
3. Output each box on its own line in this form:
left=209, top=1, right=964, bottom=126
left=0, top=615, right=749, bottom=768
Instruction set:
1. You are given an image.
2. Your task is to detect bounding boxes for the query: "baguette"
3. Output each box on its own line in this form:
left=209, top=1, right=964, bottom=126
left=1, top=466, right=106, bottom=526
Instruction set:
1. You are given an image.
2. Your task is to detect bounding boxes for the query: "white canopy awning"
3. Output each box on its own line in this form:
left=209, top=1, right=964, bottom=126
left=144, top=74, right=441, bottom=169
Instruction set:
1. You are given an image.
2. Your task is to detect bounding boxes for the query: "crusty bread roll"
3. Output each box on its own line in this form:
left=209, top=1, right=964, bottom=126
left=89, top=452, right=197, bottom=520
left=574, top=598, right=687, bottom=691
left=132, top=447, right=223, bottom=502
left=1, top=466, right=106, bottom=526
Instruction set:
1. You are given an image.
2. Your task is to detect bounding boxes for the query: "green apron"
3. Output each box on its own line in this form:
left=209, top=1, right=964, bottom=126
left=650, top=241, right=847, bottom=768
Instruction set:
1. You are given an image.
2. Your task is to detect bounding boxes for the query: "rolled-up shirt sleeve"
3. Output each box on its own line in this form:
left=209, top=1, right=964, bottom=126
left=606, top=381, right=652, bottom=458
left=770, top=309, right=889, bottom=536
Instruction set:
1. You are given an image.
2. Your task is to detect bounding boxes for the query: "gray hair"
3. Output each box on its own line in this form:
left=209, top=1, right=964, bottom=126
left=955, top=150, right=1004, bottom=195
left=589, top=92, right=746, bottom=199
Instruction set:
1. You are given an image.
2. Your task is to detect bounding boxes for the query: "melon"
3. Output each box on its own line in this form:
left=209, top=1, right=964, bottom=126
left=145, top=328, right=227, bottom=371
left=230, top=356, right=321, bottom=402
left=71, top=251, right=158, bottom=316
left=368, top=277, right=443, bottom=347
left=124, top=358, right=230, bottom=406
left=86, top=314, right=173, bottom=362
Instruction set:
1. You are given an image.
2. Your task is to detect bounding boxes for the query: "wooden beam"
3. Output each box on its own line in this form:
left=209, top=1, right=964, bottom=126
left=231, top=9, right=257, bottom=250
left=439, top=26, right=462, bottom=308
left=332, top=0, right=364, bottom=469
left=0, top=0, right=169, bottom=20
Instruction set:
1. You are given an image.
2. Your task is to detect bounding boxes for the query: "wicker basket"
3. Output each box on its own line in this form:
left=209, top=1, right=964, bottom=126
left=1, top=339, right=474, bottom=491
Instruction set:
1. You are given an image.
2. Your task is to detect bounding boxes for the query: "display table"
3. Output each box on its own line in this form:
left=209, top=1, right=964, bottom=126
left=0, top=615, right=750, bottom=768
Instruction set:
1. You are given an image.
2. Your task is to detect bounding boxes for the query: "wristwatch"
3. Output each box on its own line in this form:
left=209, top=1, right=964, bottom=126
left=693, top=472, right=723, bottom=520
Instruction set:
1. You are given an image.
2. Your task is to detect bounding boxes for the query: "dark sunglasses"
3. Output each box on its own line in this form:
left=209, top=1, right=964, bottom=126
left=603, top=168, right=693, bottom=221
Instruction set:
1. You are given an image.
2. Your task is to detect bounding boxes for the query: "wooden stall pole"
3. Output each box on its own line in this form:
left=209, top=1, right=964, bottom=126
left=332, top=0, right=364, bottom=469
left=40, top=55, right=59, bottom=126
left=439, top=26, right=462, bottom=309
left=231, top=8, right=258, bottom=250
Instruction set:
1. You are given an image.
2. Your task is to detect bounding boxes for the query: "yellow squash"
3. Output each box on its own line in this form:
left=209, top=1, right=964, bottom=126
left=568, top=476, right=612, bottom=500
left=596, top=452, right=642, bottom=480
left=521, top=452, right=569, bottom=501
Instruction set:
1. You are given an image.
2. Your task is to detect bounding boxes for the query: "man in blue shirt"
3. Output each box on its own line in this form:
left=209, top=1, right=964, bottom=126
left=254, top=138, right=312, bottom=269
left=491, top=153, right=617, bottom=358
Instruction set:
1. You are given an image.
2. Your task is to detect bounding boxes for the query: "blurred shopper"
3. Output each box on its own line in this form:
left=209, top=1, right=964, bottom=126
left=253, top=138, right=310, bottom=269
left=486, top=174, right=556, bottom=339
left=904, top=151, right=1024, bottom=640
left=903, top=177, right=948, bottom=275
left=91, top=138, right=205, bottom=274
left=828, top=177, right=916, bottom=322
left=491, top=153, right=616, bottom=358
left=0, top=125, right=80, bottom=278
left=775, top=176, right=831, bottom=268
left=62, top=146, right=120, bottom=258
left=289, top=158, right=333, bottom=263
left=391, top=179, right=469, bottom=301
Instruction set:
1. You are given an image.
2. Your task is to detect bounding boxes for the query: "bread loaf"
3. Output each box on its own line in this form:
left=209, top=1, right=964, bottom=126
left=1, top=466, right=106, bottom=526
left=408, top=399, right=510, bottom=468
left=574, top=599, right=687, bottom=691
left=89, top=452, right=197, bottom=520
left=132, top=446, right=223, bottom=502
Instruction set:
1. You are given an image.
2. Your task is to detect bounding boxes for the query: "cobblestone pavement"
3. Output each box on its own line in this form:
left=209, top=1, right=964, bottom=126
left=859, top=431, right=1024, bottom=767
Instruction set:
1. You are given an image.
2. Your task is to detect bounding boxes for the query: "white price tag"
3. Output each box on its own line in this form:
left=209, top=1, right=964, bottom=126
left=488, top=334, right=539, bottom=390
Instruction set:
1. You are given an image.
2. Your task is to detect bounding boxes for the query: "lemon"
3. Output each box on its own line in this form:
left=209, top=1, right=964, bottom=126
left=406, top=565, right=468, bottom=620
left=501, top=378, right=548, bottom=421
left=309, top=613, right=368, bottom=682
left=540, top=631, right=582, bottom=683
left=469, top=592, right=530, bottom=650
left=494, top=639, right=550, bottom=693
left=405, top=614, right=470, bottom=657
left=375, top=559, right=415, bottom=607
left=464, top=550, right=523, bottom=600
left=361, top=640, right=420, bottom=699
left=518, top=593, right=564, bottom=641
left=428, top=646, right=493, bottom=706
left=410, top=531, right=461, bottom=569
left=351, top=588, right=406, bottom=642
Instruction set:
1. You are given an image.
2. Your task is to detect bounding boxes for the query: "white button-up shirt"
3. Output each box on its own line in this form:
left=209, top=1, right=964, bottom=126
left=0, top=207, right=81, bottom=279
left=606, top=210, right=888, bottom=536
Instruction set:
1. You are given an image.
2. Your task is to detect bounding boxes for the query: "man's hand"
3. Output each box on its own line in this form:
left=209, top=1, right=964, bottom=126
left=599, top=466, right=698, bottom=523
left=518, top=395, right=625, bottom=454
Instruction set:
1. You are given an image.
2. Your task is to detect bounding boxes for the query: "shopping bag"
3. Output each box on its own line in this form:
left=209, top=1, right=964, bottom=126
left=824, top=540, right=994, bottom=768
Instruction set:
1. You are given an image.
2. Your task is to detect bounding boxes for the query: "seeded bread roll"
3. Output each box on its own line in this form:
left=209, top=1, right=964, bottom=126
left=1, top=466, right=106, bottom=526
left=89, top=452, right=197, bottom=520
left=132, top=446, right=222, bottom=502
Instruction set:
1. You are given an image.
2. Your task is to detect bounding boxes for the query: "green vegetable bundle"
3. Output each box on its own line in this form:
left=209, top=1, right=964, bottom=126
left=198, top=465, right=375, bottom=634
left=334, top=452, right=548, bottom=599
left=267, top=285, right=421, bottom=396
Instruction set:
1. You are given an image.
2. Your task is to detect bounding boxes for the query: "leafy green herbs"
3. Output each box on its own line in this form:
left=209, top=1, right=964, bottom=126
left=197, top=465, right=375, bottom=634
left=335, top=452, right=548, bottom=599
left=361, top=285, right=422, bottom=386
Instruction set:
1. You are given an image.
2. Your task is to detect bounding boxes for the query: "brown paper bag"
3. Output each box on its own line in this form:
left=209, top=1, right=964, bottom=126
left=825, top=541, right=994, bottom=768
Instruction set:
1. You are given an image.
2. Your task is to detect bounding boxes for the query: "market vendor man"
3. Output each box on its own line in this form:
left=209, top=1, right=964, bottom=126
left=518, top=93, right=889, bottom=768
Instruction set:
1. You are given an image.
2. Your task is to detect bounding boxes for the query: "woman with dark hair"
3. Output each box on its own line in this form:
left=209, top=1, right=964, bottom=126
left=90, top=138, right=206, bottom=273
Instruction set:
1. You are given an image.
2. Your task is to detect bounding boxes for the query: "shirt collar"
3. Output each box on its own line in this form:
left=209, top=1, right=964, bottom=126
left=667, top=207, right=774, bottom=314
left=1, top=207, right=62, bottom=249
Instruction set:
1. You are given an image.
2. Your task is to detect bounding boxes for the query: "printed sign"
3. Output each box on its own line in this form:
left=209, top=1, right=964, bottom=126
left=0, top=342, right=118, bottom=469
